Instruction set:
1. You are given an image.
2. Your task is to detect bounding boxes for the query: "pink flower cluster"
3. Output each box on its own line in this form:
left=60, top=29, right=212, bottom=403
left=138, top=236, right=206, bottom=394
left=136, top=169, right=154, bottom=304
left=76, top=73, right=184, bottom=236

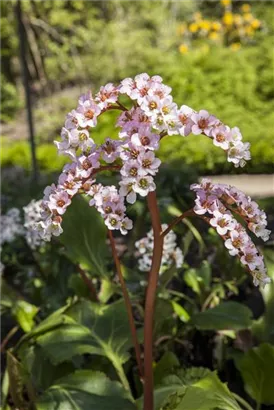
left=120, top=74, right=250, bottom=167
left=191, top=179, right=271, bottom=287
left=33, top=73, right=252, bottom=241
left=135, top=224, right=184, bottom=272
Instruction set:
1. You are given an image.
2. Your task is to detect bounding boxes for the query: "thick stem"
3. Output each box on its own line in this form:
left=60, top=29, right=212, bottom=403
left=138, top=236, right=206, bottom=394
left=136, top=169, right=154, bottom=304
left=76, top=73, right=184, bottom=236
left=143, top=191, right=164, bottom=410
left=108, top=230, right=144, bottom=380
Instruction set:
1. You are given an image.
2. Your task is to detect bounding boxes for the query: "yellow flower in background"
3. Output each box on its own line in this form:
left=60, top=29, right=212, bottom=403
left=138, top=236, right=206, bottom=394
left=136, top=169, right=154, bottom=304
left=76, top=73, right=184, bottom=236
left=179, top=44, right=189, bottom=54
left=230, top=42, right=241, bottom=51
left=211, top=21, right=222, bottom=31
left=241, top=3, right=251, bottom=13
left=221, top=0, right=231, bottom=6
left=189, top=22, right=199, bottom=33
left=200, top=20, right=211, bottom=31
left=209, top=31, right=220, bottom=40
left=234, top=14, right=243, bottom=26
left=223, top=12, right=233, bottom=25
left=251, top=19, right=261, bottom=29
left=243, top=13, right=253, bottom=22
left=245, top=26, right=254, bottom=36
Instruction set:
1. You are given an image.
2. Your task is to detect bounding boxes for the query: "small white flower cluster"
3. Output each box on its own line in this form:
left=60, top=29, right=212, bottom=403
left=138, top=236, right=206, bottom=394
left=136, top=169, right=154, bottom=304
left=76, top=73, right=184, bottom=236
left=135, top=224, right=184, bottom=272
left=191, top=179, right=271, bottom=287
left=31, top=73, right=252, bottom=241
left=23, top=200, right=45, bottom=249
left=0, top=208, right=24, bottom=246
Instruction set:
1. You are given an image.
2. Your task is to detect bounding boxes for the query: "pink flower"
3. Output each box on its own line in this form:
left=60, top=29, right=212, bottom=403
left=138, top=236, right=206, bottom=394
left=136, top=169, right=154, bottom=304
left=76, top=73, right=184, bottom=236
left=210, top=211, right=236, bottom=235
left=48, top=190, right=71, bottom=215
left=148, top=81, right=171, bottom=99
left=193, top=195, right=218, bottom=215
left=75, top=99, right=101, bottom=128
left=120, top=160, right=142, bottom=178
left=227, top=141, right=251, bottom=167
left=131, top=128, right=159, bottom=151
left=95, top=83, right=119, bottom=109
left=228, top=127, right=242, bottom=143
left=191, top=110, right=217, bottom=136
left=240, top=247, right=263, bottom=271
left=58, top=173, right=81, bottom=196
left=120, top=217, right=133, bottom=235
left=178, top=105, right=195, bottom=136
left=137, top=151, right=161, bottom=176
left=119, top=77, right=136, bottom=97
left=224, top=229, right=249, bottom=256
left=104, top=214, right=121, bottom=231
left=119, top=178, right=137, bottom=204
left=211, top=125, right=231, bottom=150
left=65, top=109, right=79, bottom=130
left=133, top=175, right=156, bottom=197
left=253, top=270, right=271, bottom=288
left=100, top=138, right=122, bottom=163
left=248, top=223, right=271, bottom=242
left=77, top=152, right=100, bottom=178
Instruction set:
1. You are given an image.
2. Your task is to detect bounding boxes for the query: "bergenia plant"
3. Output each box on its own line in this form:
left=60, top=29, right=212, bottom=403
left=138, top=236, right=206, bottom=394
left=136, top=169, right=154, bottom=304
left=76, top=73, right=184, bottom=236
left=30, top=73, right=271, bottom=409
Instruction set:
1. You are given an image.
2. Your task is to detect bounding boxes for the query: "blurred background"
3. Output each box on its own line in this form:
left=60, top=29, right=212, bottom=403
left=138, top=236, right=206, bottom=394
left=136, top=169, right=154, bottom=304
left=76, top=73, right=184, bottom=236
left=1, top=0, right=274, bottom=193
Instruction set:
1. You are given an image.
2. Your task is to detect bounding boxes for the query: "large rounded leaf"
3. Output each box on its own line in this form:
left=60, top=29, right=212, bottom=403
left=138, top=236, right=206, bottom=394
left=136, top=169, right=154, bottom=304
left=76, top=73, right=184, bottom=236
left=36, top=370, right=136, bottom=410
left=235, top=343, right=274, bottom=405
left=60, top=196, right=109, bottom=276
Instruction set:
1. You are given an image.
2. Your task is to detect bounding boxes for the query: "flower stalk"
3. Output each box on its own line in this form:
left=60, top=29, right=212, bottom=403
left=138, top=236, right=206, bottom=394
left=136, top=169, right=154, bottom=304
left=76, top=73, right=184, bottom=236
left=108, top=229, right=144, bottom=380
left=143, top=191, right=164, bottom=410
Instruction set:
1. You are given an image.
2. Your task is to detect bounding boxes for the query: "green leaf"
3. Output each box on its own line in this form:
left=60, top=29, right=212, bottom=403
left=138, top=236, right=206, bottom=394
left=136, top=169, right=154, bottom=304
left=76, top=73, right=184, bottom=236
left=22, top=344, right=75, bottom=391
left=12, top=300, right=39, bottom=332
left=36, top=323, right=102, bottom=365
left=153, top=298, right=175, bottom=338
left=138, top=371, right=240, bottom=410
left=36, top=370, right=136, bottom=410
left=60, top=196, right=109, bottom=276
left=198, top=261, right=211, bottom=290
left=154, top=352, right=180, bottom=386
left=192, top=301, right=253, bottom=331
left=98, top=278, right=117, bottom=303
left=175, top=372, right=241, bottom=410
left=18, top=299, right=136, bottom=393
left=136, top=385, right=186, bottom=410
left=171, top=301, right=190, bottom=323
left=64, top=299, right=134, bottom=365
left=184, top=269, right=201, bottom=295
left=235, top=343, right=274, bottom=405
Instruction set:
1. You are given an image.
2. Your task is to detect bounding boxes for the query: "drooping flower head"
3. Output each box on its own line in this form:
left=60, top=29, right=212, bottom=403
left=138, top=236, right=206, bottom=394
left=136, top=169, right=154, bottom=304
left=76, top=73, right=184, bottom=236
left=191, top=179, right=271, bottom=287
left=31, top=74, right=253, bottom=245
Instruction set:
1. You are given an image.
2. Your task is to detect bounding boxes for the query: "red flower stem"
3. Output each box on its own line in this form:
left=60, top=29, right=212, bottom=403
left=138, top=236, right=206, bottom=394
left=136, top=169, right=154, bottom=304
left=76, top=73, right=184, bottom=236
left=77, top=265, right=98, bottom=302
left=143, top=191, right=164, bottom=410
left=108, top=230, right=144, bottom=380
left=161, top=209, right=195, bottom=237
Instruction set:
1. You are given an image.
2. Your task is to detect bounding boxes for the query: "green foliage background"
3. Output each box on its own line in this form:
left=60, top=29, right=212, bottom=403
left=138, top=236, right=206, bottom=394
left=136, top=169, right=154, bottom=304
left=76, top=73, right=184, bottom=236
left=1, top=0, right=274, bottom=174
